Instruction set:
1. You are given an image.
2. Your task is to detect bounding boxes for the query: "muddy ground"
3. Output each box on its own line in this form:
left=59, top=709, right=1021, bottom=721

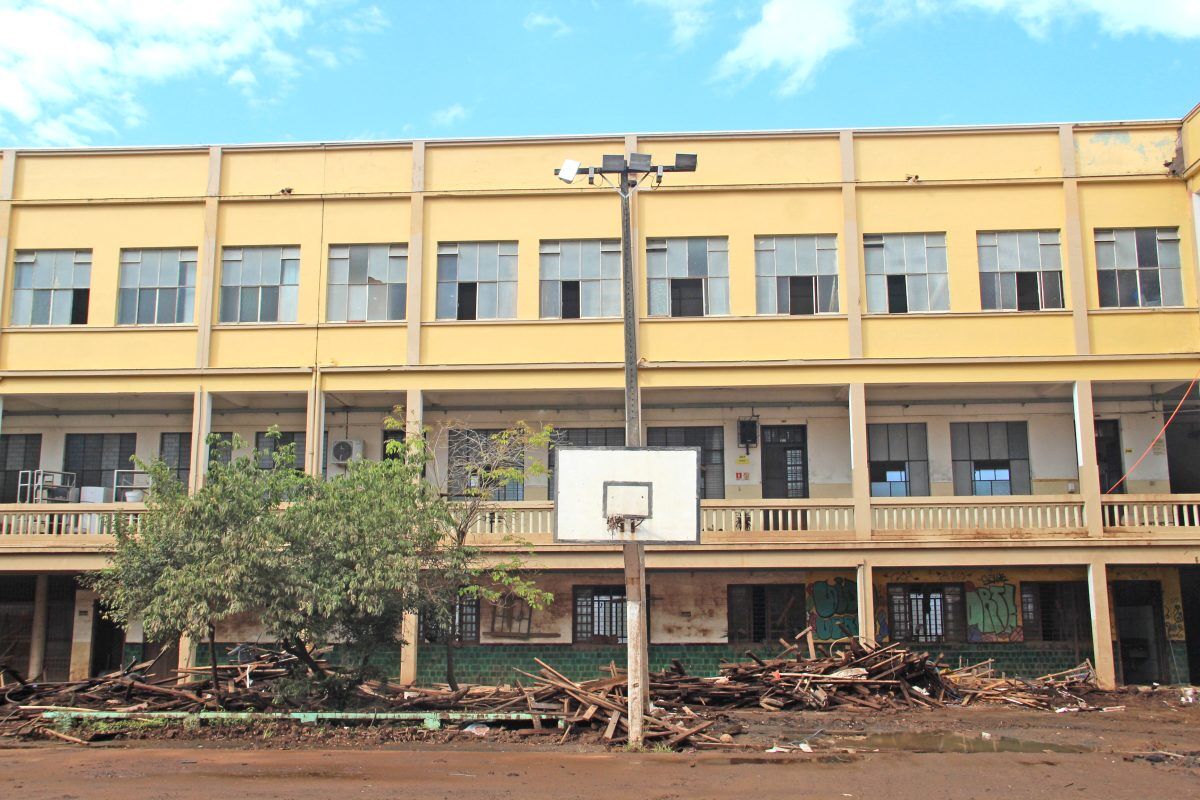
left=3, top=691, right=1198, bottom=799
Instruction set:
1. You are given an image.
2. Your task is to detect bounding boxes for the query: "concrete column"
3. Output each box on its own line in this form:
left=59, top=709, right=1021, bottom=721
left=305, top=373, right=325, bottom=476
left=195, top=146, right=222, bottom=368
left=1058, top=125, right=1092, bottom=356
left=848, top=383, right=872, bottom=540
left=27, top=574, right=49, bottom=679
left=68, top=588, right=95, bottom=680
left=405, top=388, right=424, bottom=439
left=1073, top=380, right=1103, bottom=536
left=177, top=633, right=195, bottom=679
left=398, top=612, right=419, bottom=684
left=1087, top=560, right=1117, bottom=689
left=188, top=388, right=213, bottom=492
left=839, top=131, right=864, bottom=358
left=405, top=141, right=425, bottom=366
left=0, top=150, right=14, bottom=360
left=856, top=561, right=876, bottom=645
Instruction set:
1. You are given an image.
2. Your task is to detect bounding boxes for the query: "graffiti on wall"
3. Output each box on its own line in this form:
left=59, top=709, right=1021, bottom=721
left=965, top=582, right=1022, bottom=643
left=809, top=577, right=858, bottom=640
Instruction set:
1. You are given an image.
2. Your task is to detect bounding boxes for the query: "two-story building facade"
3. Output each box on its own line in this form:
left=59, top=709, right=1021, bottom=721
left=2, top=102, right=1200, bottom=689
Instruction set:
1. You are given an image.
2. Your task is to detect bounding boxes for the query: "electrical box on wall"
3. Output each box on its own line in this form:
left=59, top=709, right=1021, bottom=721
left=737, top=418, right=759, bottom=449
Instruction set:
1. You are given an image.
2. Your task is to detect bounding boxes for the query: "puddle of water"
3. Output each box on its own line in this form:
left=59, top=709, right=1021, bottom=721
left=807, top=732, right=1092, bottom=754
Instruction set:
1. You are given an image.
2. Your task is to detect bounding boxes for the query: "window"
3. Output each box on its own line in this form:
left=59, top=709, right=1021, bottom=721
left=727, top=584, right=806, bottom=642
left=436, top=242, right=518, bottom=320
left=326, top=243, right=407, bottom=322
left=547, top=427, right=624, bottom=495
left=381, top=429, right=406, bottom=461
left=977, top=231, right=1063, bottom=311
left=448, top=428, right=524, bottom=501
left=950, top=421, right=1031, bottom=496
left=867, top=423, right=929, bottom=497
left=646, top=237, right=729, bottom=317
left=420, top=595, right=480, bottom=644
left=11, top=250, right=91, bottom=326
left=255, top=431, right=306, bottom=471
left=117, top=248, right=197, bottom=325
left=159, top=432, right=192, bottom=485
left=219, top=246, right=300, bottom=323
left=754, top=235, right=839, bottom=314
left=574, top=585, right=628, bottom=644
left=63, top=433, right=136, bottom=491
left=647, top=426, right=724, bottom=499
left=490, top=596, right=534, bottom=638
left=539, top=240, right=621, bottom=318
left=1095, top=227, right=1183, bottom=308
left=0, top=434, right=41, bottom=503
left=1021, top=582, right=1091, bottom=643
left=204, top=432, right=235, bottom=469
left=864, top=233, right=949, bottom=313
left=887, top=584, right=965, bottom=643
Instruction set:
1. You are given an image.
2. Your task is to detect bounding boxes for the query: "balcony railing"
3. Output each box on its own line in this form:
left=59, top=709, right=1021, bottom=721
left=5, top=495, right=1200, bottom=546
left=1101, top=494, right=1200, bottom=532
left=871, top=495, right=1087, bottom=536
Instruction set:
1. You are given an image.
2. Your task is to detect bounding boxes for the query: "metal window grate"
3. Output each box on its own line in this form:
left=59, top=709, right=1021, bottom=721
left=573, top=585, right=628, bottom=644
left=63, top=433, right=136, bottom=492
left=647, top=426, right=725, bottom=499
left=0, top=434, right=42, bottom=503
left=159, top=432, right=192, bottom=486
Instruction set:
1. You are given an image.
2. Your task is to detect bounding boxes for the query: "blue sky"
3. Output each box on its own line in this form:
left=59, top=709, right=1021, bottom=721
left=1, top=0, right=1198, bottom=147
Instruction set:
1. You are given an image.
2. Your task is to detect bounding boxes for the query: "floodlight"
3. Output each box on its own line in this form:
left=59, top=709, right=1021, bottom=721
left=558, top=158, right=581, bottom=183
left=629, top=152, right=652, bottom=171
left=673, top=153, right=698, bottom=171
left=602, top=154, right=626, bottom=171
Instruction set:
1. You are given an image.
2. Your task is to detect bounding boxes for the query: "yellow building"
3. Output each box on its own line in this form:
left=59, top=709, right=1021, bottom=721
left=2, top=102, right=1200, bottom=689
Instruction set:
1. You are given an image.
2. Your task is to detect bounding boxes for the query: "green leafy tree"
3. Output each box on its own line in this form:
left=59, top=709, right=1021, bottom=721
left=87, top=430, right=312, bottom=697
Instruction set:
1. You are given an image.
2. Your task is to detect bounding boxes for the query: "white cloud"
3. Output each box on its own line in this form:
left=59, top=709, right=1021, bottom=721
left=306, top=46, right=340, bottom=69
left=431, top=103, right=469, bottom=127
left=637, top=0, right=712, bottom=46
left=716, top=0, right=1200, bottom=95
left=341, top=4, right=389, bottom=33
left=524, top=12, right=571, bottom=37
left=716, top=0, right=857, bottom=95
left=0, top=0, right=374, bottom=146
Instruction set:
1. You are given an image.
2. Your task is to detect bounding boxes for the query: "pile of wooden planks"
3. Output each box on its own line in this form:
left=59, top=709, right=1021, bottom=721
left=943, top=659, right=1100, bottom=710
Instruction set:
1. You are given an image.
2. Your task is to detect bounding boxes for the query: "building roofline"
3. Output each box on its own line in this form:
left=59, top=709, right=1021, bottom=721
left=2, top=115, right=1188, bottom=157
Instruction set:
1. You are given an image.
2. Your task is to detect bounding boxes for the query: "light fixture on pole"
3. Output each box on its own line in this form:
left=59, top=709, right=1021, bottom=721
left=554, top=149, right=697, bottom=748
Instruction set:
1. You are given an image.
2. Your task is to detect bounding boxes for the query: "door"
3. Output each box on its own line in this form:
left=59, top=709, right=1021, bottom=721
left=1094, top=420, right=1125, bottom=494
left=89, top=601, right=125, bottom=677
left=1113, top=580, right=1168, bottom=685
left=760, top=426, right=808, bottom=531
left=1165, top=420, right=1200, bottom=493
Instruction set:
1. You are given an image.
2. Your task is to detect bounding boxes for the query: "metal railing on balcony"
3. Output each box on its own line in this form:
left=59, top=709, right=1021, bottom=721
left=0, top=503, right=144, bottom=537
left=1101, top=494, right=1200, bottom=532
left=871, top=495, right=1087, bottom=535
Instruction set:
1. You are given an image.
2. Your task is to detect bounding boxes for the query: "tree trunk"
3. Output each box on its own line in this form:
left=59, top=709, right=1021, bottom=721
left=282, top=637, right=327, bottom=677
left=445, top=638, right=459, bottom=692
left=207, top=623, right=220, bottom=706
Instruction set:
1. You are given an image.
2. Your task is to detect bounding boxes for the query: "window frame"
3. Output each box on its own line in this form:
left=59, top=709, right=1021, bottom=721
left=1094, top=227, right=1183, bottom=309
left=754, top=234, right=840, bottom=315
left=573, top=585, right=629, bottom=644
left=727, top=583, right=807, bottom=643
left=435, top=241, right=519, bottom=321
left=867, top=422, right=930, bottom=497
left=645, top=237, right=730, bottom=318
left=255, top=431, right=306, bottom=471
left=116, top=247, right=198, bottom=326
left=325, top=243, right=408, bottom=323
left=420, top=595, right=481, bottom=644
left=646, top=425, right=725, bottom=499
left=863, top=232, right=949, bottom=314
left=886, top=583, right=966, bottom=644
left=950, top=421, right=1032, bottom=496
left=11, top=249, right=92, bottom=327
left=218, top=245, right=301, bottom=324
left=976, top=230, right=1064, bottom=312
left=539, top=239, right=621, bottom=319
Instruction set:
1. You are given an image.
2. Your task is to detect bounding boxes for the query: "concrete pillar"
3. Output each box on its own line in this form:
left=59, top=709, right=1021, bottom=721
left=188, top=388, right=213, bottom=492
left=177, top=633, right=195, bottom=679
left=398, top=612, right=419, bottom=684
left=405, top=141, right=425, bottom=367
left=848, top=383, right=872, bottom=540
left=305, top=374, right=325, bottom=477
left=405, top=388, right=424, bottom=439
left=839, top=131, right=864, bottom=359
left=1087, top=560, right=1117, bottom=689
left=27, top=574, right=49, bottom=679
left=1073, top=380, right=1103, bottom=536
left=68, top=588, right=95, bottom=680
left=194, top=146, right=221, bottom=369
left=856, top=561, right=876, bottom=645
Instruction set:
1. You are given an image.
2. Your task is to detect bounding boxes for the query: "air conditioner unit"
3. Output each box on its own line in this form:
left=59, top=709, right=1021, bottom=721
left=329, top=438, right=364, bottom=466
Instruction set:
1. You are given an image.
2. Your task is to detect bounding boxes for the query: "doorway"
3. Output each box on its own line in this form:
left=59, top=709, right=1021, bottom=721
left=1094, top=420, right=1125, bottom=494
left=760, top=426, right=808, bottom=530
left=90, top=601, right=125, bottom=676
left=1181, top=567, right=1200, bottom=685
left=1165, top=420, right=1200, bottom=493
left=1112, top=580, right=1168, bottom=685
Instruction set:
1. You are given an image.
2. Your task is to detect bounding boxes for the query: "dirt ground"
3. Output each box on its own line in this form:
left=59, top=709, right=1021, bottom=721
left=3, top=692, right=1199, bottom=799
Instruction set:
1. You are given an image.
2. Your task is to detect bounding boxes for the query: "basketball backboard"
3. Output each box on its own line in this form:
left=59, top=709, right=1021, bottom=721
left=553, top=447, right=700, bottom=543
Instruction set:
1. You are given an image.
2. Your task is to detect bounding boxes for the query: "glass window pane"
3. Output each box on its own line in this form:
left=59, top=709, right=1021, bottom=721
left=329, top=257, right=349, bottom=286
left=1017, top=232, right=1040, bottom=269
left=388, top=254, right=407, bottom=283
left=1097, top=270, right=1118, bottom=307
left=259, top=285, right=279, bottom=322
left=1139, top=268, right=1161, bottom=306
left=348, top=285, right=367, bottom=321
left=816, top=245, right=837, bottom=275
left=666, top=239, right=688, bottom=277
left=928, top=273, right=949, bottom=311
left=117, top=289, right=136, bottom=324
left=118, top=263, right=136, bottom=288
left=540, top=280, right=560, bottom=318
left=367, top=245, right=388, bottom=283
left=499, top=254, right=518, bottom=281
left=458, top=244, right=478, bottom=281
left=437, top=254, right=457, bottom=283
left=261, top=248, right=282, bottom=286
left=980, top=274, right=999, bottom=310
left=387, top=283, right=406, bottom=320
left=756, top=276, right=776, bottom=314
left=883, top=236, right=905, bottom=274
left=178, top=288, right=195, bottom=324
left=436, top=282, right=458, bottom=319
left=477, top=280, right=498, bottom=319
left=926, top=244, right=947, bottom=273
left=50, top=289, right=72, bottom=325
left=864, top=243, right=885, bottom=274
left=648, top=278, right=668, bottom=316
left=12, top=289, right=32, bottom=325
left=219, top=286, right=239, bottom=322
left=222, top=259, right=240, bottom=287
left=32, top=256, right=52, bottom=288
left=156, top=288, right=177, bottom=324
left=14, top=262, right=34, bottom=289
left=241, top=248, right=262, bottom=285
left=239, top=287, right=259, bottom=321
left=707, top=277, right=729, bottom=315
left=796, top=237, right=817, bottom=275
left=541, top=252, right=559, bottom=280
left=1115, top=230, right=1136, bottom=267
left=601, top=278, right=621, bottom=317
left=687, top=238, right=708, bottom=277
left=906, top=275, right=928, bottom=311
left=581, top=242, right=601, bottom=279
left=904, top=235, right=928, bottom=273
left=1041, top=271, right=1063, bottom=309
left=277, top=286, right=298, bottom=322
left=159, top=250, right=179, bottom=284
left=1160, top=268, right=1183, bottom=307
left=865, top=274, right=887, bottom=312
left=52, top=252, right=73, bottom=288
left=580, top=280, right=602, bottom=317
left=817, top=275, right=838, bottom=313
left=349, top=246, right=368, bottom=284
left=1158, top=237, right=1181, bottom=269
left=1116, top=269, right=1139, bottom=306
left=367, top=283, right=388, bottom=319
left=1040, top=241, right=1061, bottom=269
left=498, top=281, right=517, bottom=318
left=999, top=271, right=1017, bottom=310
left=774, top=237, right=796, bottom=276
left=477, top=244, right=498, bottom=281
left=708, top=248, right=728, bottom=278
left=31, top=289, right=51, bottom=324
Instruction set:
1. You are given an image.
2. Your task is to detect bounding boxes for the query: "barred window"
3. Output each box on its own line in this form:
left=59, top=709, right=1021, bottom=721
left=1095, top=227, right=1182, bottom=308
left=864, top=233, right=949, bottom=313
left=754, top=235, right=839, bottom=315
left=436, top=242, right=518, bottom=320
left=539, top=239, right=621, bottom=318
left=867, top=423, right=929, bottom=497
left=646, top=237, right=729, bottom=317
left=326, top=243, right=407, bottom=322
left=950, top=421, right=1031, bottom=496
left=159, top=432, right=192, bottom=485
left=647, top=425, right=725, bottom=499
left=0, top=434, right=41, bottom=503
left=977, top=231, right=1063, bottom=311
left=219, top=246, right=300, bottom=323
left=887, top=584, right=965, bottom=643
left=574, top=585, right=628, bottom=644
left=727, top=584, right=807, bottom=642
left=1021, top=582, right=1092, bottom=643
left=63, top=433, right=136, bottom=492
left=255, top=431, right=306, bottom=471
left=420, top=595, right=480, bottom=644
left=447, top=429, right=524, bottom=501
left=117, top=248, right=197, bottom=325
left=11, top=250, right=91, bottom=326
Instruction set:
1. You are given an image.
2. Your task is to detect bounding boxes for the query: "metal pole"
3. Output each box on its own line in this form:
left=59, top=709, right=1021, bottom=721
left=617, top=161, right=650, bottom=747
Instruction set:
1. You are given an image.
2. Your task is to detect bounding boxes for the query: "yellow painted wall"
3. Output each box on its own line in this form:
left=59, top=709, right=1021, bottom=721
left=13, top=151, right=209, bottom=201
left=422, top=321, right=623, bottom=365
left=855, top=131, right=1061, bottom=182
left=1073, top=127, right=1179, bottom=177
left=642, top=317, right=850, bottom=362
left=424, top=140, right=623, bottom=192
left=863, top=313, right=1077, bottom=358
left=1183, top=106, right=1200, bottom=188
left=221, top=146, right=413, bottom=197
left=642, top=135, right=842, bottom=186
left=0, top=329, right=196, bottom=371
left=1089, top=310, right=1200, bottom=356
